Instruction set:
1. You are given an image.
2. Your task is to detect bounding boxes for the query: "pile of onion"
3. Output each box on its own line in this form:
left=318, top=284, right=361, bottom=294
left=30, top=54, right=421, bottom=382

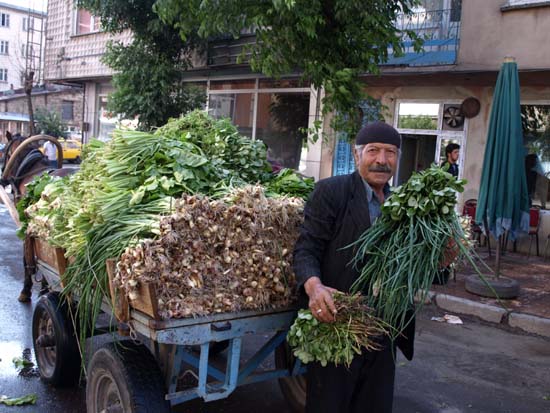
left=116, top=186, right=304, bottom=319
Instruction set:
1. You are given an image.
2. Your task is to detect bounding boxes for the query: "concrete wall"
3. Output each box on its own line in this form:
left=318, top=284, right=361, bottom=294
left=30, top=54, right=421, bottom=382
left=458, top=0, right=550, bottom=71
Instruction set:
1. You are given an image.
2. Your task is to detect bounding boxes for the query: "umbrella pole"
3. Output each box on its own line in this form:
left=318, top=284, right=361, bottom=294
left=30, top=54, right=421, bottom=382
left=495, top=234, right=502, bottom=278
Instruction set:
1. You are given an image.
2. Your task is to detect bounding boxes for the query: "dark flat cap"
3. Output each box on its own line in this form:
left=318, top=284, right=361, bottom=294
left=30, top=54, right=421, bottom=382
left=355, top=121, right=401, bottom=148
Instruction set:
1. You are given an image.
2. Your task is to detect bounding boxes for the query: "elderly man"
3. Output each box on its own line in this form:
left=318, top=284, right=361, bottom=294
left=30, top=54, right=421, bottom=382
left=293, top=121, right=414, bottom=413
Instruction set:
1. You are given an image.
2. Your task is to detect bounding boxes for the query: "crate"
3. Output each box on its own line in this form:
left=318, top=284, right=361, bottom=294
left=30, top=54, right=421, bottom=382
left=33, top=238, right=67, bottom=276
left=106, top=259, right=160, bottom=323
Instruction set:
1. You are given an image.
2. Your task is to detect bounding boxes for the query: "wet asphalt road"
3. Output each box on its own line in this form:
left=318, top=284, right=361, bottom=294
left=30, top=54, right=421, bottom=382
left=0, top=202, right=549, bottom=413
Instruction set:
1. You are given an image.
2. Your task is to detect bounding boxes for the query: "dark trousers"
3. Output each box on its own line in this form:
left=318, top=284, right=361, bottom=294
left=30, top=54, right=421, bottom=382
left=306, top=342, right=396, bottom=413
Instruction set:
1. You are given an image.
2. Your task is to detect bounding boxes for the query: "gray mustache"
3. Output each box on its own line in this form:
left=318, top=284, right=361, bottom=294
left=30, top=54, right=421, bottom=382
left=368, top=165, right=392, bottom=173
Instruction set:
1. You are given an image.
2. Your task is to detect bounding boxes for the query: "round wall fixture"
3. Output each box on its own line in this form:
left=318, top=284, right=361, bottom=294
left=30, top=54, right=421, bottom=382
left=443, top=105, right=464, bottom=128
left=460, top=97, right=481, bottom=118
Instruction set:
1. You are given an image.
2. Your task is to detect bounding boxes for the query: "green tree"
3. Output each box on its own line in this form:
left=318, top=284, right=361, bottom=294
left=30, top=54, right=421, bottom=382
left=34, top=108, right=67, bottom=138
left=77, top=0, right=206, bottom=130
left=154, top=0, right=422, bottom=139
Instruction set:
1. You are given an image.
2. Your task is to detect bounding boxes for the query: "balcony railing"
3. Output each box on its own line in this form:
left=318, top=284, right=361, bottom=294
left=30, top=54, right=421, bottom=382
left=385, top=8, right=461, bottom=66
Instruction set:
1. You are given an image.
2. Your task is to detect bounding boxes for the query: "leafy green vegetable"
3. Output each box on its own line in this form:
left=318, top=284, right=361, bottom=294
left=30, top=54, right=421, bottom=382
left=350, top=166, right=491, bottom=338
left=12, top=357, right=34, bottom=370
left=0, top=394, right=37, bottom=406
left=15, top=173, right=55, bottom=239
left=287, top=294, right=389, bottom=367
left=264, top=169, right=314, bottom=200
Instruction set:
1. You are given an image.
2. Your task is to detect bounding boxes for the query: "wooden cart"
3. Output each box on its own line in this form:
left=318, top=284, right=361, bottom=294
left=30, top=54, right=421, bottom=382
left=30, top=238, right=307, bottom=412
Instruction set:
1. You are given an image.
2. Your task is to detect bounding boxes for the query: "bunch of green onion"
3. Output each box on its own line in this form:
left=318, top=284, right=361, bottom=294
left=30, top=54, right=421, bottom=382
left=350, top=166, right=483, bottom=338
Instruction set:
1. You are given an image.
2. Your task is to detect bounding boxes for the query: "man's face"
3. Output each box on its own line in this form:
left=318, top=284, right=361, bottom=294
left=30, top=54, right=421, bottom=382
left=354, top=143, right=399, bottom=188
left=449, top=149, right=459, bottom=163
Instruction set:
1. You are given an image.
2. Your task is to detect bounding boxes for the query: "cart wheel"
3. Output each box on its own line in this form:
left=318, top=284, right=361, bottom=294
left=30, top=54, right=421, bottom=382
left=86, top=342, right=170, bottom=413
left=32, top=292, right=81, bottom=387
left=275, top=342, right=306, bottom=413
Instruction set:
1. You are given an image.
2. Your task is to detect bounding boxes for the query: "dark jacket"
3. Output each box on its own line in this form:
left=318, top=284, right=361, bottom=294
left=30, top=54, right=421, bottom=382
left=293, top=171, right=415, bottom=360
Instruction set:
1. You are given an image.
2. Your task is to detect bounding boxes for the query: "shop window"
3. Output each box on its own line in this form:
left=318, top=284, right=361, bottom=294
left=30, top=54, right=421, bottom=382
left=255, top=92, right=310, bottom=170
left=208, top=93, right=255, bottom=137
left=522, top=104, right=550, bottom=209
left=97, top=96, right=116, bottom=141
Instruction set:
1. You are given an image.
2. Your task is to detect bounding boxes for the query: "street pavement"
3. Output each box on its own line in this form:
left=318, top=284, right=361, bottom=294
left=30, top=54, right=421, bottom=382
left=0, top=203, right=549, bottom=413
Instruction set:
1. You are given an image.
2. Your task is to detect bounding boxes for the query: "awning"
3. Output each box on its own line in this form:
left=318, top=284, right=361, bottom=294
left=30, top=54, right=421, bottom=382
left=0, top=112, right=30, bottom=122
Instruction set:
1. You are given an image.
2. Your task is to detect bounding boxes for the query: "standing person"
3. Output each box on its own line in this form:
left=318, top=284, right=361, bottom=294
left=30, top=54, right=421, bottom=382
left=293, top=122, right=414, bottom=413
left=43, top=138, right=59, bottom=169
left=442, top=143, right=460, bottom=177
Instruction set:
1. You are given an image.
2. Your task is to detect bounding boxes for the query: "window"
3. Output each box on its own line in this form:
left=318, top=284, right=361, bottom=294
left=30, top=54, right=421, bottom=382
left=22, top=17, right=34, bottom=32
left=0, top=68, right=7, bottom=82
left=207, top=79, right=312, bottom=170
left=0, top=13, right=9, bottom=28
left=0, top=40, right=8, bottom=55
left=522, top=104, right=550, bottom=209
left=61, top=101, right=74, bottom=121
left=75, top=9, right=101, bottom=34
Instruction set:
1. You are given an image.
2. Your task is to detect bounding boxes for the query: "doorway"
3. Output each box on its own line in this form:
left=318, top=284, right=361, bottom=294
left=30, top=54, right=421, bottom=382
left=397, top=134, right=438, bottom=185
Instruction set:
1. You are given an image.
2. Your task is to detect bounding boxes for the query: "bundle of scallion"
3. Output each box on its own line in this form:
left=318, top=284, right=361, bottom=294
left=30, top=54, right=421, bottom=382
left=287, top=293, right=390, bottom=367
left=350, top=166, right=481, bottom=337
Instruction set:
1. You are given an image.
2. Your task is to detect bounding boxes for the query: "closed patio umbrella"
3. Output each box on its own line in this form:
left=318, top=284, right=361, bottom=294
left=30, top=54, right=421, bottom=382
left=468, top=57, right=530, bottom=297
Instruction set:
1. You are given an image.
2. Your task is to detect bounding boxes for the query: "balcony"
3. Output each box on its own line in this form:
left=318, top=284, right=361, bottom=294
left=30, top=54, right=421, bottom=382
left=206, top=8, right=461, bottom=69
left=207, top=32, right=255, bottom=67
left=384, top=8, right=461, bottom=67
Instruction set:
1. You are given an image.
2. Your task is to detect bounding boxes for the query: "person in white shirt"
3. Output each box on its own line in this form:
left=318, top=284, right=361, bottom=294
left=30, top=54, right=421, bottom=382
left=43, top=139, right=59, bottom=168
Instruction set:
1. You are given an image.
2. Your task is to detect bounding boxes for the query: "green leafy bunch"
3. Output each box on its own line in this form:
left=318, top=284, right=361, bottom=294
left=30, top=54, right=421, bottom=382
left=287, top=293, right=389, bottom=367
left=350, top=165, right=474, bottom=337
left=15, top=172, right=55, bottom=239
left=155, top=110, right=272, bottom=184
left=264, top=168, right=315, bottom=200
left=383, top=166, right=466, bottom=221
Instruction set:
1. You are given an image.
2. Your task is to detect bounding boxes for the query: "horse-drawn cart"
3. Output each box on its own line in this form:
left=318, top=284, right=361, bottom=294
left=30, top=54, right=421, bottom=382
left=30, top=238, right=307, bottom=412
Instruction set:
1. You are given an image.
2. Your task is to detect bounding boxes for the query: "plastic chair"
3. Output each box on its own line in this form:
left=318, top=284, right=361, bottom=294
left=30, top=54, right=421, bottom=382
left=527, top=207, right=541, bottom=257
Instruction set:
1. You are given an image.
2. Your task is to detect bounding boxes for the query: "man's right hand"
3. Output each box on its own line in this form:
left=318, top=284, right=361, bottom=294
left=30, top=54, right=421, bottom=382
left=304, top=276, right=338, bottom=323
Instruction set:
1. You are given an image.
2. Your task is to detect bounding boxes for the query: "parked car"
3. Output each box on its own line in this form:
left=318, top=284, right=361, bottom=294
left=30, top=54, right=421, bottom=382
left=40, top=139, right=82, bottom=163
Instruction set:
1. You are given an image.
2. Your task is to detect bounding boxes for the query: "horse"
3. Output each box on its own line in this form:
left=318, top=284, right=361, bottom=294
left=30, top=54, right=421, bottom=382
left=0, top=135, right=71, bottom=302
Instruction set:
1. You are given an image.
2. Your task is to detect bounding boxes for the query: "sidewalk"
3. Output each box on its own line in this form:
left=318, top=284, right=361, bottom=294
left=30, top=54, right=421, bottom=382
left=429, top=250, right=550, bottom=338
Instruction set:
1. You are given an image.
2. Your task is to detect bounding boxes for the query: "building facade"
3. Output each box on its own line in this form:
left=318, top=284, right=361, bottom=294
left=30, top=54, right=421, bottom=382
left=0, top=84, right=83, bottom=141
left=183, top=0, right=550, bottom=250
left=43, top=0, right=130, bottom=141
left=0, top=1, right=45, bottom=91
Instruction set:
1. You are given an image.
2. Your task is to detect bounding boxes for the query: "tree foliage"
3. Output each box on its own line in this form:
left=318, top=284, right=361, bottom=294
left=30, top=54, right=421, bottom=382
left=34, top=108, right=67, bottom=138
left=154, top=0, right=422, bottom=138
left=77, top=0, right=206, bottom=130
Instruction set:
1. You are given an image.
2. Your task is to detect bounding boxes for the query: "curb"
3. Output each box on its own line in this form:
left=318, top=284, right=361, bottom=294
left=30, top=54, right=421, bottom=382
left=429, top=291, right=550, bottom=339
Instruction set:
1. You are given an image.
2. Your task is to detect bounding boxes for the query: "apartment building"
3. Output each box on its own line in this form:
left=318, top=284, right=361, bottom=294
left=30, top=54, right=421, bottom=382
left=43, top=0, right=130, bottom=141
left=0, top=1, right=45, bottom=91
